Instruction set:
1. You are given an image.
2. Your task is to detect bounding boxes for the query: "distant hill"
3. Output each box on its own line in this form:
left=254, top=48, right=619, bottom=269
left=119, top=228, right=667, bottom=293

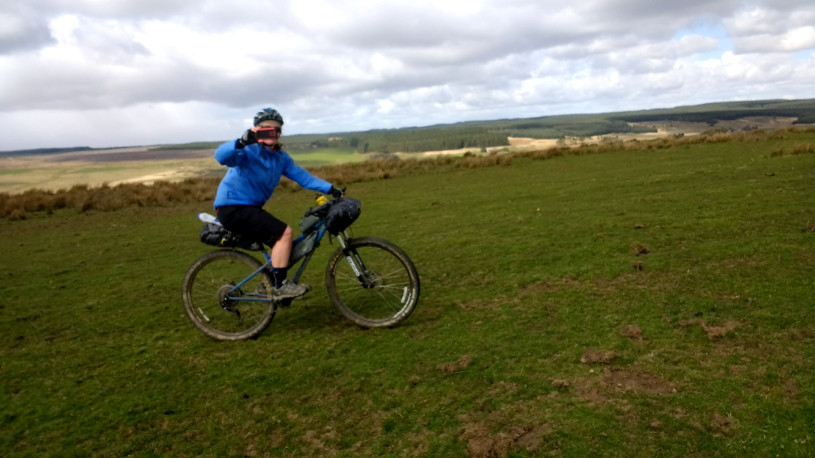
left=3, top=98, right=814, bottom=156
left=0, top=145, right=145, bottom=158
left=606, top=98, right=815, bottom=124
left=0, top=146, right=94, bottom=158
left=278, top=98, right=815, bottom=153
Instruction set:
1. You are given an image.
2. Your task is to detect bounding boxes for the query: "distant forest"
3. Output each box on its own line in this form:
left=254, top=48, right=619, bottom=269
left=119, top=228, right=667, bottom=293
left=5, top=98, right=815, bottom=156
left=285, top=98, right=815, bottom=153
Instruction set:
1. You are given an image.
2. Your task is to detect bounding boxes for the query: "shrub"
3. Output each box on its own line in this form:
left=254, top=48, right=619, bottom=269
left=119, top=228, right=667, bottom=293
left=790, top=143, right=815, bottom=155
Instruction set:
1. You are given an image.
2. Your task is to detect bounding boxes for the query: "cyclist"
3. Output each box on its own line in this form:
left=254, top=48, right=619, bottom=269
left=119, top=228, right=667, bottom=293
left=213, top=108, right=344, bottom=300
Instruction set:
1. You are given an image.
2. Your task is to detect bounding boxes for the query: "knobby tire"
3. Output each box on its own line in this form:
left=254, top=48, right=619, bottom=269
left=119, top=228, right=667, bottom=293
left=181, top=250, right=276, bottom=341
left=325, top=237, right=420, bottom=328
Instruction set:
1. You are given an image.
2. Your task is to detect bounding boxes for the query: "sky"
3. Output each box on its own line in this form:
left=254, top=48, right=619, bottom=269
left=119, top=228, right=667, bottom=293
left=1, top=0, right=815, bottom=151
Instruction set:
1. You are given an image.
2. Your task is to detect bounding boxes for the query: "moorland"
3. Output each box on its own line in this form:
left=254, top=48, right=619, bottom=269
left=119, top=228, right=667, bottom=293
left=1, top=100, right=814, bottom=456
left=2, top=98, right=814, bottom=195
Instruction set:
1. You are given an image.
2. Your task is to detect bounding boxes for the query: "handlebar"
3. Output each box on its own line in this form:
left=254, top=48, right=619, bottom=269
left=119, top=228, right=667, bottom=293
left=305, top=194, right=342, bottom=218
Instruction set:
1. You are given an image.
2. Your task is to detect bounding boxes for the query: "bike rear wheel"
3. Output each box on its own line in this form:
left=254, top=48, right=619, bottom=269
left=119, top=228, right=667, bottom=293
left=325, top=237, right=420, bottom=328
left=181, top=250, right=276, bottom=341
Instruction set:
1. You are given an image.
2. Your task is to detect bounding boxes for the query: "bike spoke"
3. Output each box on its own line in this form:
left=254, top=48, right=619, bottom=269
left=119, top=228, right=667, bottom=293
left=182, top=250, right=276, bottom=341
left=326, top=237, right=419, bottom=327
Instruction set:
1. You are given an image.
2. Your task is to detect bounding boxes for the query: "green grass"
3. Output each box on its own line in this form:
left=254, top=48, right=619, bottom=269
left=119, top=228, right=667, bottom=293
left=0, top=169, right=33, bottom=176
left=1, top=132, right=814, bottom=456
left=68, top=166, right=134, bottom=174
left=288, top=147, right=371, bottom=167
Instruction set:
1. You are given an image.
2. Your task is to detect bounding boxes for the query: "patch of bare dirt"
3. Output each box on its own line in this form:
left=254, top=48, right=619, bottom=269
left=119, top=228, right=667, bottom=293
left=630, top=242, right=651, bottom=256
left=301, top=426, right=341, bottom=456
left=572, top=367, right=679, bottom=405
left=580, top=349, right=617, bottom=364
left=678, top=319, right=740, bottom=339
left=460, top=422, right=552, bottom=458
left=784, top=379, right=800, bottom=399
left=620, top=324, right=645, bottom=342
left=603, top=367, right=679, bottom=396
left=458, top=406, right=554, bottom=458
left=551, top=379, right=570, bottom=389
left=436, top=355, right=473, bottom=374
left=710, top=412, right=739, bottom=437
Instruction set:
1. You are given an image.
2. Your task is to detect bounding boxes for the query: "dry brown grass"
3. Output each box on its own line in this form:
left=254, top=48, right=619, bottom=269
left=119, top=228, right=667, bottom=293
left=0, top=178, right=220, bottom=220
left=2, top=126, right=813, bottom=220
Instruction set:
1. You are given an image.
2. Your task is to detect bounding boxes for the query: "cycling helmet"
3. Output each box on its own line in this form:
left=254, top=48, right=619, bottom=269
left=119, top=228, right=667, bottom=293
left=253, top=108, right=284, bottom=126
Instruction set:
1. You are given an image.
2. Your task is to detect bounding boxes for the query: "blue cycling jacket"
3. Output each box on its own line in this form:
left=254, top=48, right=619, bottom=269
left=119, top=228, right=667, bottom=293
left=213, top=140, right=332, bottom=209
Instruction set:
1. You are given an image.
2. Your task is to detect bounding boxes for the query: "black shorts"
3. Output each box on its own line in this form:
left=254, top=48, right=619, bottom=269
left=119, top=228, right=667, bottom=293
left=216, top=205, right=287, bottom=246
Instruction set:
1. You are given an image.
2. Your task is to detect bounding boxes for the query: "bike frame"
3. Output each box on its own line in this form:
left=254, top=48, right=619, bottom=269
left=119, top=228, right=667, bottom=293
left=224, top=212, right=366, bottom=304
left=268, top=225, right=329, bottom=284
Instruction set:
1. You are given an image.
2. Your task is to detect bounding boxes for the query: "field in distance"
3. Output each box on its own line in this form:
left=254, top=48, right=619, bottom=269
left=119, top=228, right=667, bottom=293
left=0, top=146, right=369, bottom=194
left=0, top=99, right=810, bottom=194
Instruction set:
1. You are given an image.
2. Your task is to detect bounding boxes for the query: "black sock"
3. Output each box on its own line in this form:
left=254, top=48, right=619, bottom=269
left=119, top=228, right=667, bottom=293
left=273, top=268, right=288, bottom=288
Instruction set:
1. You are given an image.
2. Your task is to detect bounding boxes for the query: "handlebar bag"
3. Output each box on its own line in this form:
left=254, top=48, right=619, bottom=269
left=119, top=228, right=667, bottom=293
left=325, top=198, right=361, bottom=234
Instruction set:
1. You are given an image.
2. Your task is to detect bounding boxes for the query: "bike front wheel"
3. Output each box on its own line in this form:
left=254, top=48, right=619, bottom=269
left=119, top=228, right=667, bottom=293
left=181, top=250, right=276, bottom=341
left=325, top=237, right=420, bottom=328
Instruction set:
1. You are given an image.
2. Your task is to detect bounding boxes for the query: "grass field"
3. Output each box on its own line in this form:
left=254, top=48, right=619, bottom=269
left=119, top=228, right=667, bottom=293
left=288, top=147, right=371, bottom=167
left=0, top=147, right=370, bottom=194
left=0, top=157, right=218, bottom=194
left=1, top=131, right=814, bottom=456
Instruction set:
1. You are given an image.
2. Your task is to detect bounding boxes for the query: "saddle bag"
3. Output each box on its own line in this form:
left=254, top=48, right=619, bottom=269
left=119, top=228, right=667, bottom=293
left=199, top=223, right=264, bottom=251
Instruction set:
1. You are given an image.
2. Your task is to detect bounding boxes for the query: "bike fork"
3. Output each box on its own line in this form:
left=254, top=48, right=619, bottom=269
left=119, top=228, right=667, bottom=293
left=336, top=232, right=372, bottom=288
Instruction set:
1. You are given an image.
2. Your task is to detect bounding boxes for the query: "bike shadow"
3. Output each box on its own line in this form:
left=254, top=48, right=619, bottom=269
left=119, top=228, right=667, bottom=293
left=260, top=299, right=423, bottom=337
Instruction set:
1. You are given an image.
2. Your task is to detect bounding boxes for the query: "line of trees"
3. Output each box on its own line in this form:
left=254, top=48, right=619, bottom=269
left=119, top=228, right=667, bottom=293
left=498, top=119, right=657, bottom=139
left=284, top=121, right=658, bottom=154
left=284, top=126, right=510, bottom=154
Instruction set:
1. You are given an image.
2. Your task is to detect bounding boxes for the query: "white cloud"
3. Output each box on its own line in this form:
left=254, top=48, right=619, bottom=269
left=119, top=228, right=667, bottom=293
left=1, top=0, right=815, bottom=150
left=735, top=26, right=815, bottom=53
left=675, top=34, right=720, bottom=56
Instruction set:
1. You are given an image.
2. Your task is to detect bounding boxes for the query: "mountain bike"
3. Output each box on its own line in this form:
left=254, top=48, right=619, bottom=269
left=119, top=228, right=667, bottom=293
left=181, top=195, right=420, bottom=341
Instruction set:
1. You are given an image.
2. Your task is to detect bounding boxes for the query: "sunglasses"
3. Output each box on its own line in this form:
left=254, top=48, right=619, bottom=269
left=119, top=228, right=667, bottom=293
left=255, top=127, right=282, bottom=140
